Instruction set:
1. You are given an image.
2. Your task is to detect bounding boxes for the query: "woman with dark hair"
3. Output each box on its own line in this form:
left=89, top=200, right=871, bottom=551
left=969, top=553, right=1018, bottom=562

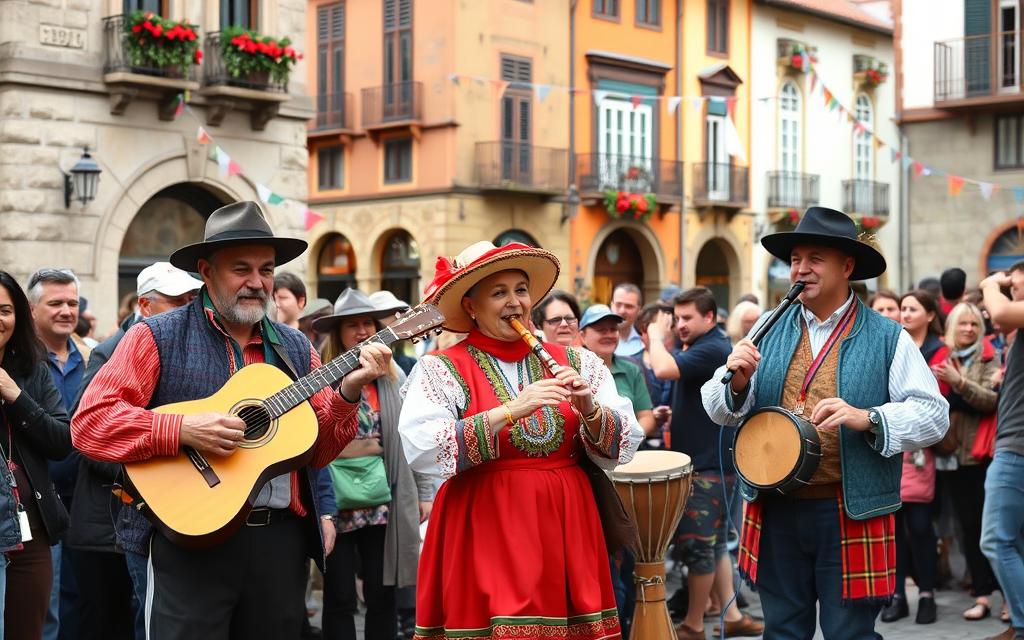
left=869, top=289, right=901, bottom=322
left=530, top=289, right=582, bottom=347
left=314, top=289, right=433, bottom=640
left=0, top=271, right=73, bottom=638
left=882, top=289, right=946, bottom=624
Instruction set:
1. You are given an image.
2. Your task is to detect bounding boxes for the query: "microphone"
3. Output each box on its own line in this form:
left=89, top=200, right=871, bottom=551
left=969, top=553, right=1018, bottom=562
left=720, top=281, right=806, bottom=385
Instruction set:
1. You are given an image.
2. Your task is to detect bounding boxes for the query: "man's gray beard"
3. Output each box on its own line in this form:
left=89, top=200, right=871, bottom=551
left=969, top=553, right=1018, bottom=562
left=214, top=289, right=268, bottom=325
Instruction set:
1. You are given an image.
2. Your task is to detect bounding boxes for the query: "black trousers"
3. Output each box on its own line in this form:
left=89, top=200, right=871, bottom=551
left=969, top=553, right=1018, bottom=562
left=947, top=463, right=1000, bottom=596
left=322, top=524, right=395, bottom=640
left=70, top=549, right=134, bottom=640
left=895, top=502, right=938, bottom=596
left=148, top=513, right=309, bottom=640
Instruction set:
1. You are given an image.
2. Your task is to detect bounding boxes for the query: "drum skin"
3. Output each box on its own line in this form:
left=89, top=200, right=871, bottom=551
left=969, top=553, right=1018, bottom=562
left=609, top=450, right=693, bottom=640
left=733, top=407, right=821, bottom=495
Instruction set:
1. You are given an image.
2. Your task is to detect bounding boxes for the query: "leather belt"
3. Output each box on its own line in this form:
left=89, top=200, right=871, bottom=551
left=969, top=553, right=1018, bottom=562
left=787, top=482, right=841, bottom=500
left=245, top=508, right=293, bottom=527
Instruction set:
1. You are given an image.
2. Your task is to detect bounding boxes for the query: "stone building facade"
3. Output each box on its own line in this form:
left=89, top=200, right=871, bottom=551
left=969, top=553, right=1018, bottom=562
left=0, top=0, right=313, bottom=331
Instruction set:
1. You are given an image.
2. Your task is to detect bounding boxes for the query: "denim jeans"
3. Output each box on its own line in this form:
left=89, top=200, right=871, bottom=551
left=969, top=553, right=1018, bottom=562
left=757, top=497, right=883, bottom=640
left=124, top=552, right=148, bottom=640
left=43, top=542, right=60, bottom=640
left=981, top=449, right=1024, bottom=635
left=0, top=551, right=8, bottom=640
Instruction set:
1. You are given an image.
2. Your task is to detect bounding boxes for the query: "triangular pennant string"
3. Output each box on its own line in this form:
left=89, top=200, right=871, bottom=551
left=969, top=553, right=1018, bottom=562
left=667, top=96, right=682, bottom=114
left=303, top=207, right=325, bottom=231
left=947, top=175, right=966, bottom=196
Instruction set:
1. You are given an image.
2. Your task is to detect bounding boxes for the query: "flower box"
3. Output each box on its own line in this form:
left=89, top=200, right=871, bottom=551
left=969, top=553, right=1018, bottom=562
left=604, top=189, right=656, bottom=222
left=219, top=25, right=301, bottom=87
left=124, top=11, right=201, bottom=78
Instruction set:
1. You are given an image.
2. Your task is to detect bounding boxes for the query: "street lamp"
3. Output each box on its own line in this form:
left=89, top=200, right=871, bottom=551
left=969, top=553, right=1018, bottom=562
left=561, top=184, right=581, bottom=225
left=63, top=147, right=101, bottom=208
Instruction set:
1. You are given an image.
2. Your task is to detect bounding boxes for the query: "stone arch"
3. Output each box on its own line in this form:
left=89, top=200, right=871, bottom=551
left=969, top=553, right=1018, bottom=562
left=688, top=225, right=745, bottom=308
left=587, top=221, right=666, bottom=304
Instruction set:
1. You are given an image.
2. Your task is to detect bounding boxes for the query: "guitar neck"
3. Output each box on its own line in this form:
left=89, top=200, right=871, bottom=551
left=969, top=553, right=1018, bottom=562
left=264, top=327, right=399, bottom=417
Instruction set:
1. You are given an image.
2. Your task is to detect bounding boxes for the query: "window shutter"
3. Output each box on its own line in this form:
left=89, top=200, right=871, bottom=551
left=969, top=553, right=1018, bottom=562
left=964, top=0, right=991, bottom=94
left=399, top=0, right=412, bottom=27
left=384, top=0, right=396, bottom=29
left=332, top=3, right=345, bottom=39
left=964, top=0, right=991, bottom=36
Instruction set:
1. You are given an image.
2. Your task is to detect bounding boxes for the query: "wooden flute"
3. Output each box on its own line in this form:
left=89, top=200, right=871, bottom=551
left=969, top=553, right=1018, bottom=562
left=508, top=317, right=564, bottom=374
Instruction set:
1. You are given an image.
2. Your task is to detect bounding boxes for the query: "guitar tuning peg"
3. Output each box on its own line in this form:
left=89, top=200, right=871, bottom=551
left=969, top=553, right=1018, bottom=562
left=410, top=337, right=419, bottom=344
left=434, top=328, right=443, bottom=335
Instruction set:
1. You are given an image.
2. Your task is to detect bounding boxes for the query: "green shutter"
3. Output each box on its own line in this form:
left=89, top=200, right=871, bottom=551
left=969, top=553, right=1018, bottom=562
left=964, top=0, right=991, bottom=95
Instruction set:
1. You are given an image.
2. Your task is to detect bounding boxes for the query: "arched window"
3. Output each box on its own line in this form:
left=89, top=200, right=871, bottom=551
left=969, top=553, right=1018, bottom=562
left=317, top=233, right=357, bottom=303
left=380, top=230, right=420, bottom=305
left=493, top=229, right=539, bottom=248
left=854, top=94, right=873, bottom=181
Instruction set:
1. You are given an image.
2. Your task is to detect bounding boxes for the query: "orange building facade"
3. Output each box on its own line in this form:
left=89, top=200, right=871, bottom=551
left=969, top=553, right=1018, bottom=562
left=571, top=0, right=753, bottom=308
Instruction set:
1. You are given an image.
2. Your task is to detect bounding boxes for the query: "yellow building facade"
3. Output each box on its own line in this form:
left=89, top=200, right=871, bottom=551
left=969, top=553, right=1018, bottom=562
left=570, top=0, right=753, bottom=308
left=304, top=0, right=572, bottom=304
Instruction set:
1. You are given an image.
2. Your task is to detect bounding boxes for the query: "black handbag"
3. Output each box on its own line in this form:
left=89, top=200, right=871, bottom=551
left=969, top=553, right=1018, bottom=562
left=578, top=451, right=636, bottom=554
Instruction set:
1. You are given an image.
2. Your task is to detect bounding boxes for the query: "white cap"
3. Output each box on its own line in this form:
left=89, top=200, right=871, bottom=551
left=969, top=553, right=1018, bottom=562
left=136, top=262, right=204, bottom=297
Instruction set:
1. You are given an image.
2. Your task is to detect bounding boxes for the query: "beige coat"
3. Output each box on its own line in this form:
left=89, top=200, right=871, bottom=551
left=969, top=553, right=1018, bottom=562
left=948, top=352, right=999, bottom=466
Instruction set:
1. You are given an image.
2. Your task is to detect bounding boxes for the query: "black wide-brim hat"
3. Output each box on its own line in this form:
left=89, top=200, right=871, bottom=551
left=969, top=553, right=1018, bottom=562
left=170, top=201, right=308, bottom=272
left=760, top=206, right=886, bottom=281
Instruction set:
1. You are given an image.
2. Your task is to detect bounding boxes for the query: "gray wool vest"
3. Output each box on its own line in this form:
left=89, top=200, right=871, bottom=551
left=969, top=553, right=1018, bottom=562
left=744, top=297, right=904, bottom=520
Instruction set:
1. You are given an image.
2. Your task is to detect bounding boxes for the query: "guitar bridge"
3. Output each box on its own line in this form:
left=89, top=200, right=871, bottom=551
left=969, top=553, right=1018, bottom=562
left=185, top=446, right=221, bottom=488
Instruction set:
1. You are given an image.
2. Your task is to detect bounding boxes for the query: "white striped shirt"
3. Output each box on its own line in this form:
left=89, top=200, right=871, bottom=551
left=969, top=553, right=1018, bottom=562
left=700, top=293, right=949, bottom=458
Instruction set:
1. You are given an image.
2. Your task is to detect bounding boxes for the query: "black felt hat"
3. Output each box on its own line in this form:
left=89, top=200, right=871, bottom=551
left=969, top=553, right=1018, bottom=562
left=170, top=201, right=308, bottom=272
left=760, top=206, right=886, bottom=281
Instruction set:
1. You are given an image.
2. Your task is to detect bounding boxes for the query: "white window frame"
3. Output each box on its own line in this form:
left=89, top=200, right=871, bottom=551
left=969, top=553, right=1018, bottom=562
left=598, top=97, right=654, bottom=187
left=854, top=94, right=873, bottom=182
left=1000, top=0, right=1021, bottom=93
left=705, top=112, right=729, bottom=200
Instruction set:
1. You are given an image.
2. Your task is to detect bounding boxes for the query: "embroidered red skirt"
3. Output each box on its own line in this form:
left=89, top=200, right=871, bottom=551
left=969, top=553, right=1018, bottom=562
left=413, top=455, right=621, bottom=640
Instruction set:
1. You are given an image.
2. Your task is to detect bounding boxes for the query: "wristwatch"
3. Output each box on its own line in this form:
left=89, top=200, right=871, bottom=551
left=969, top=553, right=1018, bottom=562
left=867, top=408, right=883, bottom=432
left=320, top=514, right=336, bottom=522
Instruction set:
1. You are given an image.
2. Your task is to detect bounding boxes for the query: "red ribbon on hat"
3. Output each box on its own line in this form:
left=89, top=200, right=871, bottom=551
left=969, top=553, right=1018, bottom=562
left=423, top=243, right=533, bottom=299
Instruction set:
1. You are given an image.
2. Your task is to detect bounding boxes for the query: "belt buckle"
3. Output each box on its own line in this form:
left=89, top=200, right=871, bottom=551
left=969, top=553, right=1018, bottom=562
left=246, top=508, right=272, bottom=527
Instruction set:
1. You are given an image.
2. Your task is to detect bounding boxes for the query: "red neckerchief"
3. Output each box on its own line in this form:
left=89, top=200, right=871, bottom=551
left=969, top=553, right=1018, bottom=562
left=464, top=329, right=532, bottom=362
left=794, top=302, right=858, bottom=415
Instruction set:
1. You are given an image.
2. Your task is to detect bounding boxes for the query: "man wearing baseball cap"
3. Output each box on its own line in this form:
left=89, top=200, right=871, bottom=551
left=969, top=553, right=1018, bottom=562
left=66, top=262, right=202, bottom=640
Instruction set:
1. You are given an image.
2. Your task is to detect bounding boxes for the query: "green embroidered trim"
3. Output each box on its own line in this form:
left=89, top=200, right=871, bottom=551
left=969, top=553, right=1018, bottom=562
left=435, top=354, right=470, bottom=417
left=566, top=346, right=582, bottom=373
left=413, top=609, right=620, bottom=639
left=473, top=412, right=495, bottom=462
left=467, top=346, right=564, bottom=456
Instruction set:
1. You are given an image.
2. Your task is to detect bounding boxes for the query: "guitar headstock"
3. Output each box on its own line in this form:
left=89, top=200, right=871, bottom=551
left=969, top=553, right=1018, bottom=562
left=388, top=304, right=446, bottom=341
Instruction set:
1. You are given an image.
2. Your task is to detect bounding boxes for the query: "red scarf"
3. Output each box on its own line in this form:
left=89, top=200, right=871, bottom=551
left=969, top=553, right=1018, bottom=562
left=464, top=329, right=532, bottom=362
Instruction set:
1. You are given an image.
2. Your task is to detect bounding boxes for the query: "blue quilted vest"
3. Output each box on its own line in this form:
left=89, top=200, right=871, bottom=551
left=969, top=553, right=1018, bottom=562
left=742, top=297, right=904, bottom=520
left=121, top=297, right=324, bottom=556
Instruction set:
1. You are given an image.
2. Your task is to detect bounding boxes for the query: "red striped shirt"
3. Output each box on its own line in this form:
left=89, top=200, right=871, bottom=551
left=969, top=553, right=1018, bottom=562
left=72, top=321, right=358, bottom=469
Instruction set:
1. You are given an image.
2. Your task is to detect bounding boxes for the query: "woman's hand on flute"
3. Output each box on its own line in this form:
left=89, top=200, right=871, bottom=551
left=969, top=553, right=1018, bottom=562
left=552, top=367, right=595, bottom=417
left=506, top=378, right=571, bottom=421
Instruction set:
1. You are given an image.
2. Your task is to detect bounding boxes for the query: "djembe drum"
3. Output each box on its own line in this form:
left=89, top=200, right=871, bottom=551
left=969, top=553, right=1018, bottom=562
left=609, top=450, right=692, bottom=640
left=733, top=406, right=821, bottom=494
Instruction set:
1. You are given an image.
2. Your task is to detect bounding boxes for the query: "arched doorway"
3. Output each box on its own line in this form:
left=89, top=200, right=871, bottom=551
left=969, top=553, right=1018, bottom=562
left=696, top=239, right=734, bottom=310
left=594, top=229, right=644, bottom=305
left=985, top=223, right=1024, bottom=272
left=317, top=233, right=357, bottom=303
left=118, top=184, right=228, bottom=302
left=380, top=230, right=421, bottom=305
left=494, top=229, right=540, bottom=248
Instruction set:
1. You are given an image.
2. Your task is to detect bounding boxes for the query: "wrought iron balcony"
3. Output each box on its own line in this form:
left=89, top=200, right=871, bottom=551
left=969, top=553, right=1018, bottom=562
left=842, top=179, right=890, bottom=218
left=574, top=153, right=683, bottom=201
left=935, top=31, right=1024, bottom=106
left=313, top=92, right=355, bottom=132
left=103, top=14, right=199, bottom=81
left=474, top=143, right=568, bottom=195
left=692, top=163, right=749, bottom=207
left=361, top=81, right=422, bottom=129
left=202, top=31, right=287, bottom=93
left=766, top=171, right=819, bottom=209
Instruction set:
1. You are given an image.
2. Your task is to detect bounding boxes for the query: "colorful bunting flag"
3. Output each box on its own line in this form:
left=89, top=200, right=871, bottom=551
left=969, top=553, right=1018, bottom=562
left=215, top=146, right=230, bottom=177
left=902, top=156, right=913, bottom=171
left=912, top=161, right=925, bottom=178
left=947, top=175, right=966, bottom=196
left=256, top=183, right=273, bottom=203
left=979, top=182, right=996, bottom=201
left=593, top=90, right=608, bottom=105
left=172, top=93, right=185, bottom=120
left=196, top=126, right=212, bottom=145
left=873, top=136, right=885, bottom=150
left=667, top=96, right=682, bottom=114
left=1013, top=187, right=1024, bottom=204
left=303, top=207, right=325, bottom=231
left=227, top=160, right=242, bottom=177
left=890, top=148, right=901, bottom=163
left=630, top=95, right=643, bottom=109
left=726, top=96, right=738, bottom=119
left=535, top=84, right=551, bottom=102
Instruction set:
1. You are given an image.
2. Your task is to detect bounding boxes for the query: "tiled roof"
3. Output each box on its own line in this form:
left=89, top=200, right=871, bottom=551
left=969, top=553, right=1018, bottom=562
left=760, top=0, right=893, bottom=34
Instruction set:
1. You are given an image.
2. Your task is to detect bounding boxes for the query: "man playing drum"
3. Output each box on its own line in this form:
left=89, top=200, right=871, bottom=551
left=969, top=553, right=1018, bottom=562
left=701, top=206, right=949, bottom=639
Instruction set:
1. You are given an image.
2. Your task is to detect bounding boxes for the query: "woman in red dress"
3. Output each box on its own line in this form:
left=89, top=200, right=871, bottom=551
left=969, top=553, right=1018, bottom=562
left=398, top=242, right=643, bottom=640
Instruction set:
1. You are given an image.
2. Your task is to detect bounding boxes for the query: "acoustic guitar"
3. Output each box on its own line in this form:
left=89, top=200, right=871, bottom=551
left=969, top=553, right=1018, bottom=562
left=123, top=304, right=445, bottom=549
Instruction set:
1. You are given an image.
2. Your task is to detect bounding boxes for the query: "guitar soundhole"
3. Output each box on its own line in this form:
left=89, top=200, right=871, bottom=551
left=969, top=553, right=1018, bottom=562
left=237, top=404, right=273, bottom=441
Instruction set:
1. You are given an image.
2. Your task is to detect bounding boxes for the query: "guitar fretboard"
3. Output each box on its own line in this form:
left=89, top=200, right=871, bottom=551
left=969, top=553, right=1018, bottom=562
left=263, top=328, right=399, bottom=417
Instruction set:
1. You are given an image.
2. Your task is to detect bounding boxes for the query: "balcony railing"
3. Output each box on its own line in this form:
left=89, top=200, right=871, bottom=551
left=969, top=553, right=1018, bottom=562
left=362, top=81, right=422, bottom=128
left=575, top=153, right=683, bottom=200
left=692, top=163, right=749, bottom=207
left=766, top=171, right=819, bottom=209
left=203, top=31, right=287, bottom=93
left=314, top=92, right=354, bottom=131
left=474, top=142, right=569, bottom=194
left=935, top=31, right=1024, bottom=103
left=103, top=14, right=197, bottom=81
left=842, top=179, right=890, bottom=217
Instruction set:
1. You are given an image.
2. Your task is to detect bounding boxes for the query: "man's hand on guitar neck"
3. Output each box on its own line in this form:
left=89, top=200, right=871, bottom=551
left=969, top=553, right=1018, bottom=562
left=337, top=342, right=393, bottom=403
left=179, top=412, right=246, bottom=457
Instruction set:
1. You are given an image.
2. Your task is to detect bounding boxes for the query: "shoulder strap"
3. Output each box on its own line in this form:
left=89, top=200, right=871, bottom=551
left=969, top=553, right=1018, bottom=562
left=268, top=340, right=300, bottom=382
